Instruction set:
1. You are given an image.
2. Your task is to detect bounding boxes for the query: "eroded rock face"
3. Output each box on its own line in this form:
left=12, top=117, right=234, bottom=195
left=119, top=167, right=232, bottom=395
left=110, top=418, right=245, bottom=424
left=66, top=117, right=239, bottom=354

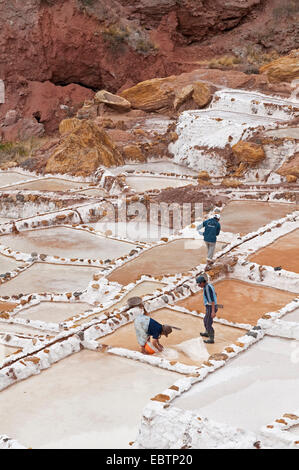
left=2, top=0, right=296, bottom=138
left=45, top=120, right=124, bottom=176
left=260, top=49, right=299, bottom=83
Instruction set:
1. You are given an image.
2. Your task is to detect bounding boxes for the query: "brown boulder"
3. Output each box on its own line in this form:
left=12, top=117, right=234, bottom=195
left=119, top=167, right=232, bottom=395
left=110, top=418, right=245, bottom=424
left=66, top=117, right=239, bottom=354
left=45, top=120, right=123, bottom=177
left=94, top=90, right=131, bottom=112
left=277, top=152, right=299, bottom=178
left=260, top=49, right=299, bottom=83
left=122, top=144, right=146, bottom=162
left=192, top=82, right=212, bottom=108
left=120, top=76, right=176, bottom=112
left=59, top=118, right=81, bottom=136
left=232, top=141, right=265, bottom=166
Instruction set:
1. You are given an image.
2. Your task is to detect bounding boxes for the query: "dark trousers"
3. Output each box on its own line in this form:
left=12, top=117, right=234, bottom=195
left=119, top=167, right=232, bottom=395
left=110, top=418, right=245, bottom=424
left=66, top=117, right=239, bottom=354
left=204, top=305, right=218, bottom=337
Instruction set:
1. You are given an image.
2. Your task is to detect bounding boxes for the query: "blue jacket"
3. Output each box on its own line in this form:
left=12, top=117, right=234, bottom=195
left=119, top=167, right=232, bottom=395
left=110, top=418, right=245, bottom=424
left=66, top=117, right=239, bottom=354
left=203, top=283, right=217, bottom=306
left=197, top=217, right=221, bottom=243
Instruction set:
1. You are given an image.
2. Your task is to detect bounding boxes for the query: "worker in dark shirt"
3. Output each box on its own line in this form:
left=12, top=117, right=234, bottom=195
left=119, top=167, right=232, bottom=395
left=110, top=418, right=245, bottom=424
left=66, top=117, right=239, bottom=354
left=128, top=297, right=173, bottom=354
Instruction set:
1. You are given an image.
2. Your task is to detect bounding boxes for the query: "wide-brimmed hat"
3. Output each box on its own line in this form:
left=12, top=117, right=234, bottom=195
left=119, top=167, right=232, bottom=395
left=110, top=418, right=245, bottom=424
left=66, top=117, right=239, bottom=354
left=162, top=325, right=173, bottom=337
left=127, top=296, right=143, bottom=308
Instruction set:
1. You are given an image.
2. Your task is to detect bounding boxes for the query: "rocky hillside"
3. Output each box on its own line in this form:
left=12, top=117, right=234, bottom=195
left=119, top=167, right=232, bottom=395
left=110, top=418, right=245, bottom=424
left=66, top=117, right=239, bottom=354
left=0, top=0, right=298, bottom=138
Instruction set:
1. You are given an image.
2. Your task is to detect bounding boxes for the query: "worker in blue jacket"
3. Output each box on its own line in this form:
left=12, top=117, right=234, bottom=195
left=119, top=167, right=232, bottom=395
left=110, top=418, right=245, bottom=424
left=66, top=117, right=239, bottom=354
left=197, top=213, right=221, bottom=263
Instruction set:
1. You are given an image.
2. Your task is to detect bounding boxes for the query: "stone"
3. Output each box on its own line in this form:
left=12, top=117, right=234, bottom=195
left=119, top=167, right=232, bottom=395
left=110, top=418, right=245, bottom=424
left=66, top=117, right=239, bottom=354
left=198, top=171, right=210, bottom=181
left=4, top=110, right=18, bottom=126
left=151, top=393, right=170, bottom=403
left=120, top=77, right=176, bottom=112
left=192, top=82, right=212, bottom=108
left=260, top=49, right=299, bottom=83
left=122, top=144, right=146, bottom=162
left=232, top=141, right=265, bottom=166
left=173, top=85, right=194, bottom=110
left=208, top=353, right=228, bottom=362
left=59, top=118, right=81, bottom=135
left=45, top=120, right=123, bottom=176
left=94, top=90, right=131, bottom=112
left=277, top=152, right=299, bottom=178
left=221, top=178, right=242, bottom=188
left=285, top=174, right=297, bottom=183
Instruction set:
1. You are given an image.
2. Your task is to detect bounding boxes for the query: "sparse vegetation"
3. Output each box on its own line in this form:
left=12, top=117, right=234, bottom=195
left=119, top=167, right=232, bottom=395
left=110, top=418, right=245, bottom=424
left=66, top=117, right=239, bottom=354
left=102, top=23, right=156, bottom=55
left=208, top=55, right=241, bottom=69
left=0, top=138, right=47, bottom=168
left=102, top=25, right=130, bottom=53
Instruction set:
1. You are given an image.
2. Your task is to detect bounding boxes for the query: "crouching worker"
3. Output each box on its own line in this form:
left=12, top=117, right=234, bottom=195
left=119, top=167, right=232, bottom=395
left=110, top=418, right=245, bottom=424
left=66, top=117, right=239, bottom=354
left=128, top=296, right=173, bottom=354
left=196, top=275, right=218, bottom=344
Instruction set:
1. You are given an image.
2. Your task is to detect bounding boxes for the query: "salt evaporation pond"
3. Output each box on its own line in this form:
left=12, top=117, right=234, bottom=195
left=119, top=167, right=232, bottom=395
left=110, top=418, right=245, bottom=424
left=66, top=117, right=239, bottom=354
left=109, top=161, right=198, bottom=176
left=283, top=308, right=299, bottom=323
left=0, top=226, right=136, bottom=259
left=0, top=253, right=23, bottom=273
left=126, top=175, right=196, bottom=192
left=4, top=177, right=91, bottom=192
left=220, top=201, right=296, bottom=234
left=249, top=229, right=299, bottom=274
left=177, top=279, right=295, bottom=325
left=102, top=308, right=245, bottom=367
left=174, top=337, right=299, bottom=433
left=0, top=172, right=37, bottom=188
left=108, top=239, right=226, bottom=285
left=0, top=350, right=180, bottom=448
left=90, top=220, right=175, bottom=242
left=0, top=263, right=99, bottom=296
left=17, top=302, right=92, bottom=324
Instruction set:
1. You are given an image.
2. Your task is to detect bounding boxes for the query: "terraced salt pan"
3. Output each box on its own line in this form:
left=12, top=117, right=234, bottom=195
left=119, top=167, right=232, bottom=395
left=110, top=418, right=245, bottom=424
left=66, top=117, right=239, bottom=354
left=3, top=178, right=91, bottom=192
left=249, top=229, right=299, bottom=274
left=0, top=226, right=136, bottom=259
left=126, top=176, right=195, bottom=192
left=76, top=281, right=166, bottom=325
left=102, top=308, right=245, bottom=367
left=177, top=280, right=295, bottom=326
left=220, top=201, right=296, bottom=234
left=108, top=239, right=226, bottom=285
left=265, top=127, right=299, bottom=139
left=0, top=253, right=23, bottom=273
left=0, top=350, right=180, bottom=448
left=0, top=217, right=13, bottom=224
left=283, top=308, right=299, bottom=323
left=90, top=221, right=175, bottom=242
left=17, top=302, right=92, bottom=323
left=210, top=89, right=298, bottom=121
left=0, top=264, right=99, bottom=296
left=0, top=322, right=55, bottom=336
left=0, top=172, right=37, bottom=187
left=174, top=337, right=299, bottom=433
left=73, top=188, right=106, bottom=197
left=0, top=343, right=20, bottom=360
left=109, top=161, right=198, bottom=176
left=169, top=89, right=297, bottom=173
